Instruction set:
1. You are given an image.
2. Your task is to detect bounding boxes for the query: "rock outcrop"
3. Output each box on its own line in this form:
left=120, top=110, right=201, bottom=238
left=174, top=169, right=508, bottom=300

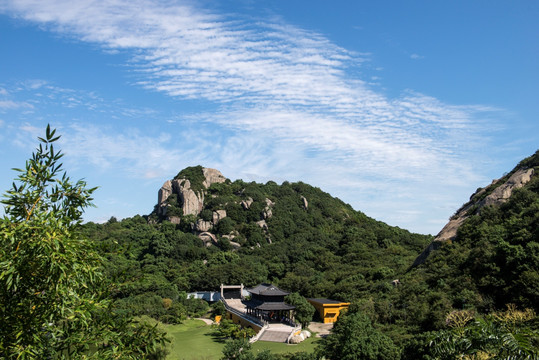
left=177, top=179, right=204, bottom=216
left=413, top=167, right=535, bottom=266
left=290, top=330, right=311, bottom=344
left=199, top=232, right=218, bottom=247
left=202, top=168, right=227, bottom=188
left=156, top=168, right=227, bottom=218
left=478, top=168, right=534, bottom=208
left=256, top=220, right=268, bottom=231
left=263, top=198, right=274, bottom=219
left=300, top=196, right=308, bottom=210
left=212, top=210, right=227, bottom=225
left=155, top=167, right=233, bottom=248
left=241, top=197, right=254, bottom=210
left=195, top=219, right=212, bottom=232
left=157, top=180, right=173, bottom=213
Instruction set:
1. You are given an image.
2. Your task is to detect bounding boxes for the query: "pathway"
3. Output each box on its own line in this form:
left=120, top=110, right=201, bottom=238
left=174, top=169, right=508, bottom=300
left=307, top=322, right=334, bottom=337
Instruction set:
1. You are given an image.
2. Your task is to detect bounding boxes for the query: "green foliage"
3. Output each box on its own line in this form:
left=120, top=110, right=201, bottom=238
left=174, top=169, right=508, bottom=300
left=212, top=300, right=227, bottom=318
left=200, top=208, right=213, bottom=221
left=285, top=292, right=315, bottom=328
left=213, top=319, right=256, bottom=340
left=165, top=194, right=183, bottom=217
left=317, top=310, right=400, bottom=360
left=406, top=169, right=539, bottom=317
left=182, top=296, right=210, bottom=317
left=253, top=350, right=278, bottom=360
left=175, top=165, right=206, bottom=193
left=428, top=306, right=539, bottom=359
left=222, top=339, right=254, bottom=360
left=0, top=126, right=168, bottom=359
left=220, top=337, right=315, bottom=360
left=79, top=151, right=539, bottom=357
left=217, top=217, right=236, bottom=236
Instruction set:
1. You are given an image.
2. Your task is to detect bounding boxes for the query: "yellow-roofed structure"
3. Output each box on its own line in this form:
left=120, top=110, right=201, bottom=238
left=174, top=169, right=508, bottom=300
left=307, top=298, right=350, bottom=324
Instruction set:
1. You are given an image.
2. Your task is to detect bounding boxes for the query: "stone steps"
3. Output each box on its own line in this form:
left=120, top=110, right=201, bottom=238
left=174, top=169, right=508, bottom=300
left=257, top=330, right=291, bottom=343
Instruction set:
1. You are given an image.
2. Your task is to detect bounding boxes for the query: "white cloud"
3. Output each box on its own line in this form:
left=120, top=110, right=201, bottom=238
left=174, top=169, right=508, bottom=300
left=12, top=123, right=42, bottom=149
left=0, top=0, right=502, bottom=233
left=59, top=124, right=187, bottom=179
left=0, top=100, right=34, bottom=109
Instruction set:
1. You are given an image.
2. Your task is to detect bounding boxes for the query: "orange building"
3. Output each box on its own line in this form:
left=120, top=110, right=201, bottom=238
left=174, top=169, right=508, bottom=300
left=307, top=298, right=350, bottom=324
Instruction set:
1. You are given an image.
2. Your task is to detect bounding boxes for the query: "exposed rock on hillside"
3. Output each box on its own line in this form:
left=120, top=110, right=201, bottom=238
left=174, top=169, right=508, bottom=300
left=263, top=198, right=274, bottom=219
left=241, top=197, right=253, bottom=210
left=301, top=195, right=309, bottom=210
left=212, top=210, right=227, bottom=224
left=413, top=166, right=535, bottom=266
left=151, top=165, right=428, bottom=254
left=156, top=167, right=227, bottom=219
left=195, top=219, right=212, bottom=232
left=202, top=168, right=227, bottom=188
left=178, top=179, right=204, bottom=216
left=199, top=232, right=218, bottom=247
left=478, top=168, right=534, bottom=208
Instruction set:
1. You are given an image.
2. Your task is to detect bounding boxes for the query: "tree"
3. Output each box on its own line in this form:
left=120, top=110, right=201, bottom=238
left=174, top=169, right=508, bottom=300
left=212, top=300, right=227, bottom=318
left=429, top=306, right=539, bottom=359
left=285, top=292, right=315, bottom=328
left=213, top=319, right=256, bottom=340
left=317, top=311, right=399, bottom=360
left=221, top=339, right=254, bottom=360
left=0, top=125, right=168, bottom=359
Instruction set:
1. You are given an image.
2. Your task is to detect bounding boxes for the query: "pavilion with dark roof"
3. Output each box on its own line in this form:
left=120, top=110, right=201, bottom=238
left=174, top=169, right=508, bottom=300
left=244, top=283, right=296, bottom=324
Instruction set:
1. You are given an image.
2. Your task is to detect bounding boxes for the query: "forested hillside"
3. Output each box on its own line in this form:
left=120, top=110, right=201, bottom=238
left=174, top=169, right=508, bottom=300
left=404, top=149, right=538, bottom=315
left=83, top=167, right=431, bottom=325
left=83, top=151, right=539, bottom=358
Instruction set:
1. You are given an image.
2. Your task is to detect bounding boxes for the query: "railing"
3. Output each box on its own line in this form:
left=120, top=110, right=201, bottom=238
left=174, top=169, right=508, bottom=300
left=221, top=299, right=266, bottom=327
left=286, top=325, right=303, bottom=344
left=222, top=298, right=300, bottom=344
left=248, top=324, right=270, bottom=343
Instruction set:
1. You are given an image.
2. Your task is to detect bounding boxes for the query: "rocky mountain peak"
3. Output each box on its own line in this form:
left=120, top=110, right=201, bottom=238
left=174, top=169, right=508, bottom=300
left=413, top=163, right=536, bottom=266
left=156, top=167, right=227, bottom=219
left=202, top=168, right=227, bottom=189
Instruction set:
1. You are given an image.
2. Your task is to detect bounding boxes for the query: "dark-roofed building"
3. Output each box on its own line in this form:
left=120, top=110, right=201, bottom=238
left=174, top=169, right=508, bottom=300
left=244, top=283, right=295, bottom=324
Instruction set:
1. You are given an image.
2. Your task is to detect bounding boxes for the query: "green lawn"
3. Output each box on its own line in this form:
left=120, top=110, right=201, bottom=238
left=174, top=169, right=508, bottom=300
left=163, top=319, right=224, bottom=360
left=251, top=337, right=318, bottom=355
left=160, top=319, right=318, bottom=360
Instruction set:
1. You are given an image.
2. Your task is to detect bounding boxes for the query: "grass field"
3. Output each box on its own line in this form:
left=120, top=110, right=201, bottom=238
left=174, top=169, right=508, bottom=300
left=160, top=319, right=318, bottom=360
left=251, top=337, right=319, bottom=355
left=163, top=319, right=224, bottom=360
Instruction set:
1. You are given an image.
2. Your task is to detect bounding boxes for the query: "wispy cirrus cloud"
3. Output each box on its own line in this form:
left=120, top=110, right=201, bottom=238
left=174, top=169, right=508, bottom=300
left=1, top=1, right=490, bottom=146
left=60, top=123, right=187, bottom=179
left=0, top=99, right=34, bottom=110
left=0, top=0, right=501, bottom=232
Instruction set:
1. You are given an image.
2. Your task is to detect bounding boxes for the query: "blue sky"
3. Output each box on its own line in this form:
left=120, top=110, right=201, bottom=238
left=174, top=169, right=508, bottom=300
left=0, top=0, right=537, bottom=235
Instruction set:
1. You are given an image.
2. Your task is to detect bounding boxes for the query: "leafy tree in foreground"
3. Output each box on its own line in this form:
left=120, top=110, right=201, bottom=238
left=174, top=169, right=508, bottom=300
left=0, top=126, right=168, bottom=359
left=429, top=306, right=539, bottom=360
left=317, top=310, right=400, bottom=360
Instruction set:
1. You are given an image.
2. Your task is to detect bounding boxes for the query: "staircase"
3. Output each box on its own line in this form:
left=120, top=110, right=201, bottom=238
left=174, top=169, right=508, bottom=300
left=256, top=323, right=300, bottom=343
left=221, top=297, right=298, bottom=343
left=258, top=329, right=292, bottom=343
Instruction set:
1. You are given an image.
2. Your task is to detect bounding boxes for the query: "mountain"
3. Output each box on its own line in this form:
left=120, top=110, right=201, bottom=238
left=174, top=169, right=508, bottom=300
left=148, top=165, right=430, bottom=256
left=413, top=151, right=537, bottom=266
left=405, top=150, right=539, bottom=315
left=82, top=151, right=538, bottom=354
left=84, top=166, right=431, bottom=323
